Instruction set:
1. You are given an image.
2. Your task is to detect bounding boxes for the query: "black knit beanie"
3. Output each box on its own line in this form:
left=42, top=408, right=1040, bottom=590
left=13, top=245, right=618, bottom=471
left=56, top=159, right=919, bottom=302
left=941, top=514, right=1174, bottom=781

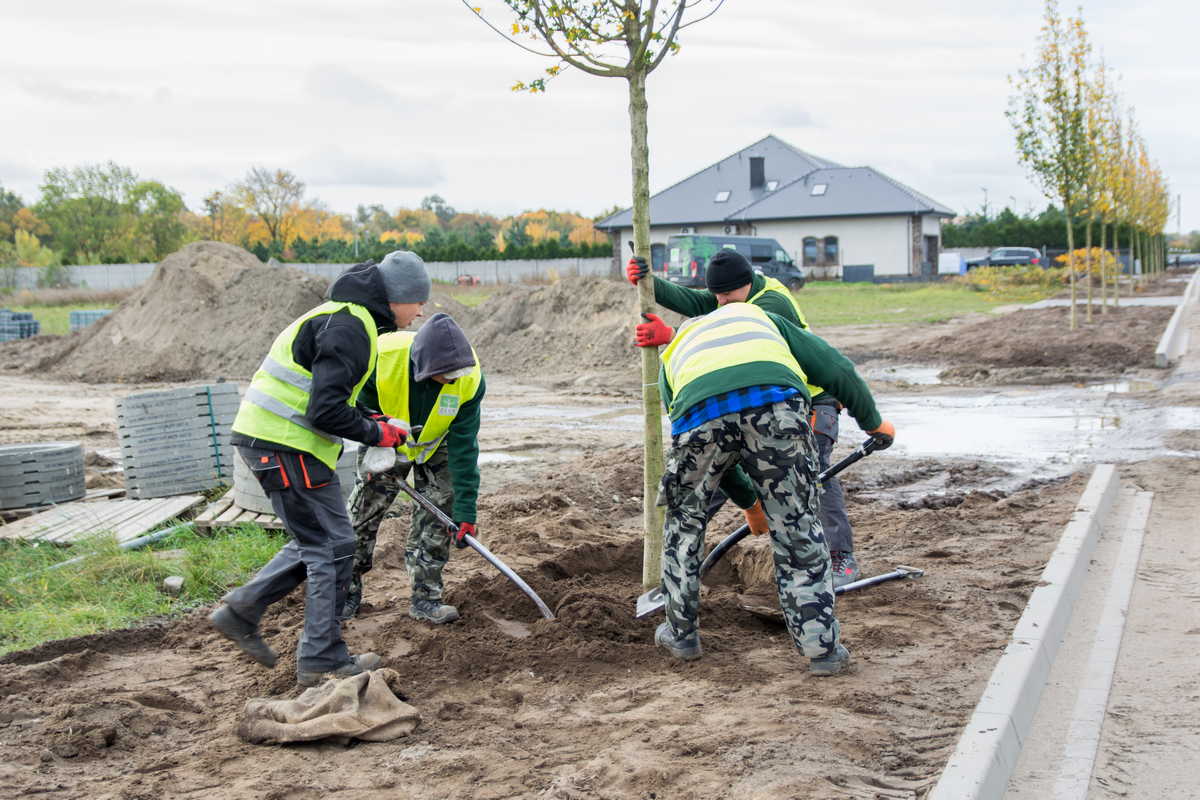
left=705, top=250, right=753, bottom=293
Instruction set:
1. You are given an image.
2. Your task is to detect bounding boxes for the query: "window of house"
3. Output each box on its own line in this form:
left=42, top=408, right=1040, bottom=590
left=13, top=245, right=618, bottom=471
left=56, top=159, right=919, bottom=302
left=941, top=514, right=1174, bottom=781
left=714, top=190, right=731, bottom=202
left=823, top=236, right=839, bottom=265
left=811, top=183, right=827, bottom=196
left=802, top=237, right=819, bottom=266
left=766, top=180, right=779, bottom=191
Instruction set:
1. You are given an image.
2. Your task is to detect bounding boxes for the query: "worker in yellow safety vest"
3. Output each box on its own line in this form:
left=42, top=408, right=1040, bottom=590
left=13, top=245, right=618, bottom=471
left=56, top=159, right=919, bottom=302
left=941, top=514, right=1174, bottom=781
left=209, top=252, right=425, bottom=688
left=634, top=295, right=895, bottom=676
left=341, top=312, right=485, bottom=624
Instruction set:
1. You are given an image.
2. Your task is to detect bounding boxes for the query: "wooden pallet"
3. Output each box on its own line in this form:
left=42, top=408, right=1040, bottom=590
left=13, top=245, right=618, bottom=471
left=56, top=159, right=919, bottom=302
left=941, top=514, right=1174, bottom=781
left=193, top=496, right=285, bottom=532
left=0, top=494, right=204, bottom=544
left=0, top=487, right=128, bottom=524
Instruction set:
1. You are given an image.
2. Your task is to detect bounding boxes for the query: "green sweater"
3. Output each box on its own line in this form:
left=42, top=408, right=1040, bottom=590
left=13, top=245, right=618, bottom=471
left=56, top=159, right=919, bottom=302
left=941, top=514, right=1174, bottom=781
left=359, top=370, right=486, bottom=523
left=658, top=311, right=881, bottom=509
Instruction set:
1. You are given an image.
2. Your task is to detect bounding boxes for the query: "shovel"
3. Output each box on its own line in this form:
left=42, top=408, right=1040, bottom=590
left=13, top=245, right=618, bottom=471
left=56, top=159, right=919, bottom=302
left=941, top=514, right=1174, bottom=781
left=635, top=435, right=883, bottom=618
left=390, top=477, right=556, bottom=620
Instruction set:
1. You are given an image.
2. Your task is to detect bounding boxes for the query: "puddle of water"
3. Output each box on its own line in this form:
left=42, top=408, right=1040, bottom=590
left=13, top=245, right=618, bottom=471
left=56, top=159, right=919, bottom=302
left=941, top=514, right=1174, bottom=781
left=478, top=452, right=533, bottom=465
left=483, top=612, right=533, bottom=639
left=1086, top=379, right=1161, bottom=394
left=483, top=404, right=642, bottom=432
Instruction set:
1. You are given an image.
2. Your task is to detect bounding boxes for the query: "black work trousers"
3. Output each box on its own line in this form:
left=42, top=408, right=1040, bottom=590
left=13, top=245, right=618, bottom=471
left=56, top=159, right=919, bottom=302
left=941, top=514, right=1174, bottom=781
left=222, top=446, right=356, bottom=672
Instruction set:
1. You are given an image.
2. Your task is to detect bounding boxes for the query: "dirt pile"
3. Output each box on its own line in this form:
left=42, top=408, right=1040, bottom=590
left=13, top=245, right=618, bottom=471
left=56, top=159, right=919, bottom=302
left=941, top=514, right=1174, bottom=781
left=463, top=276, right=667, bottom=385
left=892, top=305, right=1173, bottom=378
left=11, top=243, right=326, bottom=383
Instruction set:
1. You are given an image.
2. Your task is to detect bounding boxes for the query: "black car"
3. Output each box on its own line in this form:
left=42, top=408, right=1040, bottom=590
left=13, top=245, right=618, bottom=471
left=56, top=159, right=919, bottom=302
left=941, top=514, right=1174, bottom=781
left=965, top=247, right=1044, bottom=270
left=664, top=234, right=806, bottom=289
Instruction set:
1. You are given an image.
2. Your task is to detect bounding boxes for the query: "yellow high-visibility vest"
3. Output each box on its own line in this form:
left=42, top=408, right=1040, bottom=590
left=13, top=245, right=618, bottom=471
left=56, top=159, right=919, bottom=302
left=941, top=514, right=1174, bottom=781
left=373, top=331, right=482, bottom=464
left=232, top=301, right=378, bottom=469
left=748, top=276, right=824, bottom=399
left=661, top=303, right=806, bottom=412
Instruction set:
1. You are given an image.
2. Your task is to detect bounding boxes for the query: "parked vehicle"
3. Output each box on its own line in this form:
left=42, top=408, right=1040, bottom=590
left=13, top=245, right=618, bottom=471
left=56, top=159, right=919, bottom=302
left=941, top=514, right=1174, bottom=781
left=664, top=234, right=806, bottom=289
left=965, top=247, right=1043, bottom=270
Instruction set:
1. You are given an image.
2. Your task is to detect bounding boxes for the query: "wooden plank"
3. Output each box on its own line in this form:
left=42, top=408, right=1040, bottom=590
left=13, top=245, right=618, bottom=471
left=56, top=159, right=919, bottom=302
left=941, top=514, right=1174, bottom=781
left=206, top=509, right=285, bottom=532
left=193, top=497, right=234, bottom=531
left=214, top=502, right=244, bottom=525
left=84, top=487, right=126, bottom=501
left=0, top=495, right=203, bottom=544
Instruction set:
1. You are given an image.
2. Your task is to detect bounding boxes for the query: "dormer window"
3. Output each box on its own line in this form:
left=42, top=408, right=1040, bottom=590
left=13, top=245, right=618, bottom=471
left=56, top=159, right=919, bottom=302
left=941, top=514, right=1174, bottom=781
left=714, top=190, right=731, bottom=202
left=811, top=183, right=828, bottom=196
left=766, top=180, right=779, bottom=191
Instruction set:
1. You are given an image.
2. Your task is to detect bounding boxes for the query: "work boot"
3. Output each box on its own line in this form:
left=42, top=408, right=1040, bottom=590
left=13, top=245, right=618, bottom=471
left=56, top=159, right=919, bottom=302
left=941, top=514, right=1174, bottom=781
left=831, top=551, right=861, bottom=590
left=409, top=598, right=460, bottom=624
left=654, top=621, right=702, bottom=661
left=296, top=652, right=382, bottom=688
left=809, top=643, right=851, bottom=677
left=208, top=604, right=277, bottom=668
left=338, top=590, right=362, bottom=622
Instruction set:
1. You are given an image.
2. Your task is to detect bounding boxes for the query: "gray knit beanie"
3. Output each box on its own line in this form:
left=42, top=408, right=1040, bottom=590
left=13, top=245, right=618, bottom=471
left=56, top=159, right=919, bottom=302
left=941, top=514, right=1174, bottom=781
left=411, top=313, right=476, bottom=382
left=376, top=250, right=431, bottom=304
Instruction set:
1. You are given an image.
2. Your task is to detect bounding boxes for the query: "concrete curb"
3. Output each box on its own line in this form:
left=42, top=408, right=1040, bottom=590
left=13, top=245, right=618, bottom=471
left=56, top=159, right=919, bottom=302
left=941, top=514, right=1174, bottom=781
left=929, top=463, right=1120, bottom=800
left=1155, top=268, right=1200, bottom=367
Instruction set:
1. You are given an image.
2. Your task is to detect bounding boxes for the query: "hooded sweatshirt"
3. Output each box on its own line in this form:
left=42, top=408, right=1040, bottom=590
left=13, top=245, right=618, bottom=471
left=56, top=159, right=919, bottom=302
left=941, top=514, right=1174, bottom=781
left=231, top=261, right=398, bottom=453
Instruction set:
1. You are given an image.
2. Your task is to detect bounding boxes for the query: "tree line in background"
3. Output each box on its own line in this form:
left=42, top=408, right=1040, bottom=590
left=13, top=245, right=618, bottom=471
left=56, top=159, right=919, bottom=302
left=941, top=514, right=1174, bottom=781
left=1008, top=0, right=1174, bottom=328
left=0, top=163, right=613, bottom=279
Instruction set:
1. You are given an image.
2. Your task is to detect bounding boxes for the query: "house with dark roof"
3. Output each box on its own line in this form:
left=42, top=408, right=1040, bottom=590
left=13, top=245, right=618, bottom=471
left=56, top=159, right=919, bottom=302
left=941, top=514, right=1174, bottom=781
left=595, top=134, right=955, bottom=279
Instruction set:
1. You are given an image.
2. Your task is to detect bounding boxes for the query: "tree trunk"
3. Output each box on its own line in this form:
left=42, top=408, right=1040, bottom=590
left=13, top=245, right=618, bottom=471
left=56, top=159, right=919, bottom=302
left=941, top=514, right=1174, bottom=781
left=627, top=70, right=666, bottom=590
left=1113, top=223, right=1121, bottom=307
left=1098, top=221, right=1107, bottom=313
left=1085, top=216, right=1093, bottom=322
left=1065, top=200, right=1077, bottom=330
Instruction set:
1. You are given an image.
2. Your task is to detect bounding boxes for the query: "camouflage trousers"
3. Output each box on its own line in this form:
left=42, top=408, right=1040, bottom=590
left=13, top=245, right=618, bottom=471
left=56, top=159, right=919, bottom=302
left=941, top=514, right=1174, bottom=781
left=345, top=445, right=455, bottom=610
left=658, top=395, right=839, bottom=659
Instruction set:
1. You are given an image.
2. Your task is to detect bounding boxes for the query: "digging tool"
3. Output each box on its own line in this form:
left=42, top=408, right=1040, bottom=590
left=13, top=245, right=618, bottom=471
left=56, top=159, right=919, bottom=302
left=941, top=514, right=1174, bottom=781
left=737, top=565, right=925, bottom=622
left=635, top=435, right=883, bottom=618
left=390, top=477, right=556, bottom=620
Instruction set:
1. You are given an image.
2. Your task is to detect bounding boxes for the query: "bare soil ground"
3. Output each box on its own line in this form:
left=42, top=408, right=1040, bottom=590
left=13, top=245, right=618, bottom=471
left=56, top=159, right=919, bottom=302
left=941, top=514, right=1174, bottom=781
left=0, top=440, right=1087, bottom=800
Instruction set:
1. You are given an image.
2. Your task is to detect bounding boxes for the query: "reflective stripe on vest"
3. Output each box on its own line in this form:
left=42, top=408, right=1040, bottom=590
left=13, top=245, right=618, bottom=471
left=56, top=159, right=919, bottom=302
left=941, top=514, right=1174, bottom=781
left=232, top=300, right=379, bottom=469
left=748, top=276, right=824, bottom=398
left=661, top=303, right=806, bottom=410
left=373, top=331, right=482, bottom=464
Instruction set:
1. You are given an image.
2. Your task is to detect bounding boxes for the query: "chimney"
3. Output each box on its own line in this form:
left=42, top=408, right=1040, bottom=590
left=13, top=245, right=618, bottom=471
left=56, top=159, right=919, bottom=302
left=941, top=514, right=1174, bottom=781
left=749, top=156, right=765, bottom=190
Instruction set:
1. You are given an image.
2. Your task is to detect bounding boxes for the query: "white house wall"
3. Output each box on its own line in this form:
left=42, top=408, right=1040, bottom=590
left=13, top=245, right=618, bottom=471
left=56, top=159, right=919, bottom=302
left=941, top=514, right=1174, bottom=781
left=617, top=215, right=915, bottom=277
left=752, top=216, right=912, bottom=276
left=921, top=215, right=942, bottom=237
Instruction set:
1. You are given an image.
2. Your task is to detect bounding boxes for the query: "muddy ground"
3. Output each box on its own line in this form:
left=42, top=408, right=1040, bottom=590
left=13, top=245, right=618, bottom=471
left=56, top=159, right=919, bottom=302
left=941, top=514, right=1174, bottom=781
left=0, top=270, right=1197, bottom=799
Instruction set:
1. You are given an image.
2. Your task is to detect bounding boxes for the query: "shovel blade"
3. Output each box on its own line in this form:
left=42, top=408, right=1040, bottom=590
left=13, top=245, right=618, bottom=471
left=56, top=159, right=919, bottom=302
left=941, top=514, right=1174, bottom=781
left=635, top=586, right=667, bottom=618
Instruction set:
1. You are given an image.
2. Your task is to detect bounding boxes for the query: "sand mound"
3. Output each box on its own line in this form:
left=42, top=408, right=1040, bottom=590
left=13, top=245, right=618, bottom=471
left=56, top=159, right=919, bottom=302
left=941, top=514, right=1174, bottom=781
left=47, top=242, right=330, bottom=382
left=464, top=277, right=674, bottom=384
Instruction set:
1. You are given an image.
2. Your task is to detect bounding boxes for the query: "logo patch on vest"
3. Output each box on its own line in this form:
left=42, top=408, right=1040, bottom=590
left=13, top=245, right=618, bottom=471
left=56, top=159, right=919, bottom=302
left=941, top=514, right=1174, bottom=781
left=438, top=395, right=460, bottom=415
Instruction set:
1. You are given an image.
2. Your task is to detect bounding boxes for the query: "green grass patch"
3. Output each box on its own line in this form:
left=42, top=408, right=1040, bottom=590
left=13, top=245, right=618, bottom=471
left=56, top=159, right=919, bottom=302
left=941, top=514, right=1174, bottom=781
left=0, top=523, right=287, bottom=656
left=8, top=303, right=113, bottom=336
left=796, top=278, right=1058, bottom=327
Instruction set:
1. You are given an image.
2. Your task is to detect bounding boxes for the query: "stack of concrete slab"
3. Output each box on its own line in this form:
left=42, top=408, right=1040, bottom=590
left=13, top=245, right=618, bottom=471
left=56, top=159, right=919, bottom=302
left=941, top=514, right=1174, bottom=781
left=68, top=309, right=111, bottom=332
left=0, top=442, right=86, bottom=510
left=117, top=384, right=239, bottom=499
left=0, top=310, right=40, bottom=341
left=232, top=441, right=359, bottom=513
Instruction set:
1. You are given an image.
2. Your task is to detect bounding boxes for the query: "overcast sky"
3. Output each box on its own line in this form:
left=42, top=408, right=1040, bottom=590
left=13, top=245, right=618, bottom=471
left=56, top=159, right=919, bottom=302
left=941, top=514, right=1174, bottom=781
left=3, top=0, right=1197, bottom=232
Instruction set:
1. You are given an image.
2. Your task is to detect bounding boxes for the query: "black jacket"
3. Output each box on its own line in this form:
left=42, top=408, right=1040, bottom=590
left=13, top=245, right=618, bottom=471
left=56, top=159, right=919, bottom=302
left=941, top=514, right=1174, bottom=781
left=232, top=261, right=397, bottom=453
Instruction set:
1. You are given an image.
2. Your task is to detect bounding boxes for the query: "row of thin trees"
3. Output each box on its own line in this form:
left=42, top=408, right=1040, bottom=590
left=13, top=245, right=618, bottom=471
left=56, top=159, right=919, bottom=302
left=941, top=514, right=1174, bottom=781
left=1008, top=0, right=1172, bottom=328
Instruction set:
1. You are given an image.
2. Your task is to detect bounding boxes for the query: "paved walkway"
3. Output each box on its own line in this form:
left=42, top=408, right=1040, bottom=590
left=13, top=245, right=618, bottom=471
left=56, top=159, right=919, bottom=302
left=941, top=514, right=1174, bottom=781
left=1023, top=295, right=1182, bottom=309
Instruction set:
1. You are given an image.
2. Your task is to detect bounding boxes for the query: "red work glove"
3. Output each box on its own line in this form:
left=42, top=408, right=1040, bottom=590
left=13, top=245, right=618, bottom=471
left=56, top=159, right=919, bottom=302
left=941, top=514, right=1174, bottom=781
left=376, top=421, right=408, bottom=448
left=635, top=312, right=674, bottom=348
left=451, top=521, right=475, bottom=549
left=626, top=256, right=650, bottom=285
left=868, top=420, right=895, bottom=450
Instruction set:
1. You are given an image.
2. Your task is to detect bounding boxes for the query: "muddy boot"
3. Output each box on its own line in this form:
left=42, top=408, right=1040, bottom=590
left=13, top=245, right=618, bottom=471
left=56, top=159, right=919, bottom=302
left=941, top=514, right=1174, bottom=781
left=809, top=643, right=851, bottom=677
left=296, top=652, right=382, bottom=688
left=208, top=604, right=277, bottom=668
left=831, top=551, right=861, bottom=590
left=409, top=598, right=460, bottom=624
left=654, top=621, right=702, bottom=661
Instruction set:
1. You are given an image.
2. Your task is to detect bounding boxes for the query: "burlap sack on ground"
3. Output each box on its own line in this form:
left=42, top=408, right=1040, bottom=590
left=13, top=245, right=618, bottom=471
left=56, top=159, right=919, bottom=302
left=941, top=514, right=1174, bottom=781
left=237, top=668, right=420, bottom=744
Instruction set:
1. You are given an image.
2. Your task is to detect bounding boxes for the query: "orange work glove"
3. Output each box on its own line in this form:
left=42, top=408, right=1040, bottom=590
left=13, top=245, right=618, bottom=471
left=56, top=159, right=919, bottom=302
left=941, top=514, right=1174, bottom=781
left=743, top=499, right=770, bottom=535
left=868, top=420, right=895, bottom=450
left=626, top=256, right=649, bottom=285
